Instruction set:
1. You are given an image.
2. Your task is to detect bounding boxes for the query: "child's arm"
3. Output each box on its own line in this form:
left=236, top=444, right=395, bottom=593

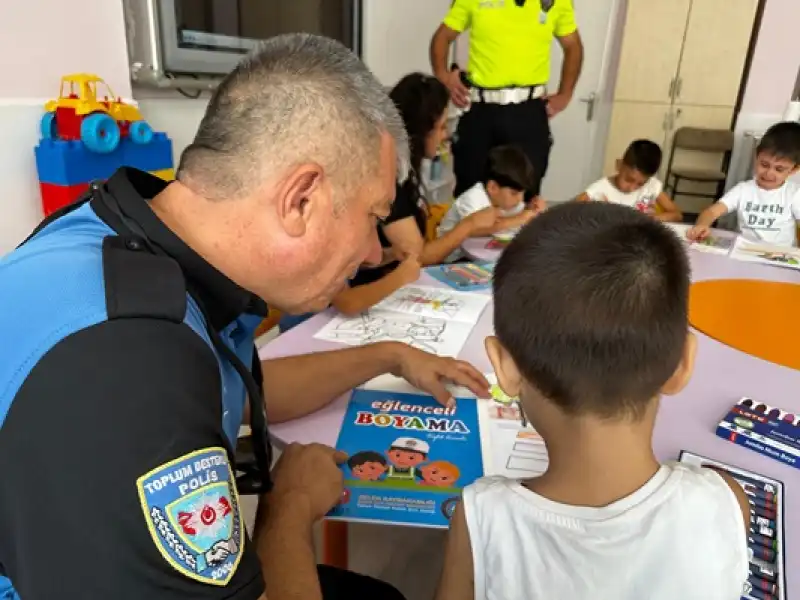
left=434, top=502, right=475, bottom=600
left=652, top=192, right=682, bottom=223
left=331, top=256, right=421, bottom=316
left=482, top=209, right=537, bottom=235
left=575, top=192, right=592, bottom=202
left=688, top=203, right=728, bottom=241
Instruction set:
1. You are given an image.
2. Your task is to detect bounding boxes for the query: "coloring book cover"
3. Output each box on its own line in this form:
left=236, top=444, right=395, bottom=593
left=425, top=262, right=496, bottom=291
left=328, top=389, right=483, bottom=528
left=314, top=285, right=490, bottom=356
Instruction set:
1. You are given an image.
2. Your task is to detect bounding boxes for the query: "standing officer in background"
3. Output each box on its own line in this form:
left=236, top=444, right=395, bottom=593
left=431, top=0, right=584, bottom=202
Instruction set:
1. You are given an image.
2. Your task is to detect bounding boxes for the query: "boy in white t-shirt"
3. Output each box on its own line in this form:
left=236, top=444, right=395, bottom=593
left=438, top=145, right=541, bottom=261
left=578, top=139, right=683, bottom=222
left=435, top=203, right=750, bottom=600
left=689, top=121, right=800, bottom=247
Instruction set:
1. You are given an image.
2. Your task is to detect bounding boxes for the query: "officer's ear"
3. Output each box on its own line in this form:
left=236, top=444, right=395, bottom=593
left=275, top=163, right=328, bottom=238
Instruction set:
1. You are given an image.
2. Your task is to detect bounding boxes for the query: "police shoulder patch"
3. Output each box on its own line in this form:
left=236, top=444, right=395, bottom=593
left=137, top=447, right=244, bottom=586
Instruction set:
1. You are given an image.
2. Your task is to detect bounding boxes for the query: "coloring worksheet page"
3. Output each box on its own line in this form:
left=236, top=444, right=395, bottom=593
left=478, top=376, right=549, bottom=479
left=373, top=285, right=490, bottom=323
left=731, top=237, right=800, bottom=270
left=315, top=312, right=475, bottom=357
left=314, top=285, right=490, bottom=357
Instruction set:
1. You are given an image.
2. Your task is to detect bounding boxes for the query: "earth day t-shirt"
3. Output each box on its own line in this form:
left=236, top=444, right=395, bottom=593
left=720, top=180, right=800, bottom=247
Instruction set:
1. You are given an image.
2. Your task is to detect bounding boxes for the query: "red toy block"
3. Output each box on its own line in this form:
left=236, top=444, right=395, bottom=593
left=39, top=181, right=90, bottom=216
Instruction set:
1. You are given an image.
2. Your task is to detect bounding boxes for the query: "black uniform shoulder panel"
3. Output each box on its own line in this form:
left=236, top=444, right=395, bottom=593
left=102, top=235, right=187, bottom=323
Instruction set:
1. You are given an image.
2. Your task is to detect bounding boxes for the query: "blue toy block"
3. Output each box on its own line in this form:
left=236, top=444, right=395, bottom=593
left=120, top=133, right=173, bottom=172
left=35, top=139, right=122, bottom=186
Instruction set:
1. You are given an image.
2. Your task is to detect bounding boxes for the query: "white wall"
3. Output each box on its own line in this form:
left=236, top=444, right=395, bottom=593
left=728, top=0, right=800, bottom=188
left=361, top=0, right=452, bottom=86
left=0, top=0, right=452, bottom=255
left=0, top=0, right=132, bottom=255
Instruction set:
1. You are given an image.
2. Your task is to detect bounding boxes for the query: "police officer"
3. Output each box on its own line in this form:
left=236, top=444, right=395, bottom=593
left=0, top=35, right=488, bottom=600
left=431, top=0, right=584, bottom=202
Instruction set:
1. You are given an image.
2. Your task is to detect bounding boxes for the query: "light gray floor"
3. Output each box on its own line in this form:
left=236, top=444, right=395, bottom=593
left=249, top=328, right=447, bottom=600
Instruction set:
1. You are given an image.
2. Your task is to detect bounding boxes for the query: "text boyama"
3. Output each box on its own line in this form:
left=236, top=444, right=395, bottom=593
left=353, top=399, right=470, bottom=433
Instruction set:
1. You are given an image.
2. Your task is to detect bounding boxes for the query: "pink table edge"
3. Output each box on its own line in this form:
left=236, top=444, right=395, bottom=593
left=259, top=253, right=800, bottom=591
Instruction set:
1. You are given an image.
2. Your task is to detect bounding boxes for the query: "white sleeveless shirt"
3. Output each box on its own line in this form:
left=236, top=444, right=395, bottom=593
left=463, top=464, right=748, bottom=600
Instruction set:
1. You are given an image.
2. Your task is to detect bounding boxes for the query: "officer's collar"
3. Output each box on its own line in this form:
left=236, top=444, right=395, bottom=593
left=100, top=168, right=268, bottom=330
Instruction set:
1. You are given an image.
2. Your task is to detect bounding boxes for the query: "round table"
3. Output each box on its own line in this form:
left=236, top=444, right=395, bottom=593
left=461, top=237, right=501, bottom=262
left=259, top=253, right=800, bottom=592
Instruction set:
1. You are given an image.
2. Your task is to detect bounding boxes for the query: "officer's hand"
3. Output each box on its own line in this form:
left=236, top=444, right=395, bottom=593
left=269, top=443, right=347, bottom=522
left=392, top=346, right=490, bottom=407
left=546, top=92, right=572, bottom=118
left=465, top=206, right=500, bottom=234
left=441, top=69, right=469, bottom=109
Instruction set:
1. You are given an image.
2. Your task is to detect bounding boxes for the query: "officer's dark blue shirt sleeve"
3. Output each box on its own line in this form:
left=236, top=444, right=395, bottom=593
left=0, top=318, right=265, bottom=599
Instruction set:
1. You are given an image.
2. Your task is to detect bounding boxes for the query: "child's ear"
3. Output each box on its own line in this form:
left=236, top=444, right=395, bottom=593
left=485, top=336, right=523, bottom=398
left=486, top=180, right=499, bottom=196
left=661, top=332, right=697, bottom=396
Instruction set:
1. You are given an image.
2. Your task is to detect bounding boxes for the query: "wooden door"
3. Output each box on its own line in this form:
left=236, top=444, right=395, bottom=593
left=602, top=101, right=670, bottom=178
left=613, top=0, right=692, bottom=104
left=676, top=0, right=759, bottom=107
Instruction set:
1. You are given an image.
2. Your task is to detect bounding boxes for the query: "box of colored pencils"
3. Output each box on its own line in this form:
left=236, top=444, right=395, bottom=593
left=680, top=451, right=785, bottom=600
left=716, top=398, right=800, bottom=471
left=426, top=262, right=495, bottom=291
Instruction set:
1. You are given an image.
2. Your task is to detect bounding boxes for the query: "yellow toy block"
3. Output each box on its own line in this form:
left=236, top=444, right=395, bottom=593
left=150, top=168, right=175, bottom=181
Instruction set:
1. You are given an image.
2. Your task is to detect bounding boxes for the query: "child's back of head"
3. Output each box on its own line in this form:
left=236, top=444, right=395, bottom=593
left=449, top=203, right=750, bottom=600
left=493, top=201, right=689, bottom=420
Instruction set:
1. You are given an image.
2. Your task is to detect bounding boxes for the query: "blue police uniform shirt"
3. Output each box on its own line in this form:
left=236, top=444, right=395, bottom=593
left=0, top=169, right=267, bottom=599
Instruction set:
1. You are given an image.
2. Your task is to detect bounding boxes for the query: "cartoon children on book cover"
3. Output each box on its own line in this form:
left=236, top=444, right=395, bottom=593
left=328, top=389, right=483, bottom=528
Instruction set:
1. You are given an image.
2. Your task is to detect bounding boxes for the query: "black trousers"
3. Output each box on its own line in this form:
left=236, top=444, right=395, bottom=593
left=318, top=565, right=406, bottom=600
left=452, top=98, right=552, bottom=202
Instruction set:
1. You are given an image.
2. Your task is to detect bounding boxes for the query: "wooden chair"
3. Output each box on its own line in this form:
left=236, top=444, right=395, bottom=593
left=664, top=127, right=734, bottom=209
left=426, top=202, right=451, bottom=241
left=254, top=307, right=282, bottom=338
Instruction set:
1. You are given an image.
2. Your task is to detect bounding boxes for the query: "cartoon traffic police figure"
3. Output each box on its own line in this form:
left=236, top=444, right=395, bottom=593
left=385, top=437, right=429, bottom=480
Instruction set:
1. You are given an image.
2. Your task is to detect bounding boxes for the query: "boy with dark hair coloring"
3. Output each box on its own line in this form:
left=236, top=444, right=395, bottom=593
left=578, top=139, right=682, bottom=222
left=438, top=145, right=542, bottom=261
left=435, top=203, right=750, bottom=600
left=347, top=451, right=388, bottom=481
left=689, top=121, right=800, bottom=247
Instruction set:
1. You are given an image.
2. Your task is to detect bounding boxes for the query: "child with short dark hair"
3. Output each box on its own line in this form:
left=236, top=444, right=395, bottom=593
left=435, top=203, right=750, bottom=600
left=438, top=145, right=541, bottom=261
left=689, top=121, right=800, bottom=246
left=578, top=139, right=682, bottom=222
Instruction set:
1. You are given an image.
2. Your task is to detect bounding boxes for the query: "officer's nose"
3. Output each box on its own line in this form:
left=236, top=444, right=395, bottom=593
left=362, top=229, right=383, bottom=266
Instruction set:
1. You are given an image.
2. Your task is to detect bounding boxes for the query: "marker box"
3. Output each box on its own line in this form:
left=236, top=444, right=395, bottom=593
left=716, top=398, right=800, bottom=471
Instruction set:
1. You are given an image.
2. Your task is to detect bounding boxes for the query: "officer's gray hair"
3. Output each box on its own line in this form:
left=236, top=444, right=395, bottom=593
left=177, top=34, right=410, bottom=202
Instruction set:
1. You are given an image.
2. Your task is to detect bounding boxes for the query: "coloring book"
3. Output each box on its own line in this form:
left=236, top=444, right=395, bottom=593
left=313, top=285, right=491, bottom=357
left=664, top=223, right=736, bottom=255
left=425, top=262, right=495, bottom=291
left=328, top=379, right=549, bottom=529
left=328, top=389, right=483, bottom=528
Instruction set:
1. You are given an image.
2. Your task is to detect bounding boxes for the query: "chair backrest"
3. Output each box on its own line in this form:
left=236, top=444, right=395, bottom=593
left=672, top=127, right=734, bottom=153
left=426, top=202, right=450, bottom=241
